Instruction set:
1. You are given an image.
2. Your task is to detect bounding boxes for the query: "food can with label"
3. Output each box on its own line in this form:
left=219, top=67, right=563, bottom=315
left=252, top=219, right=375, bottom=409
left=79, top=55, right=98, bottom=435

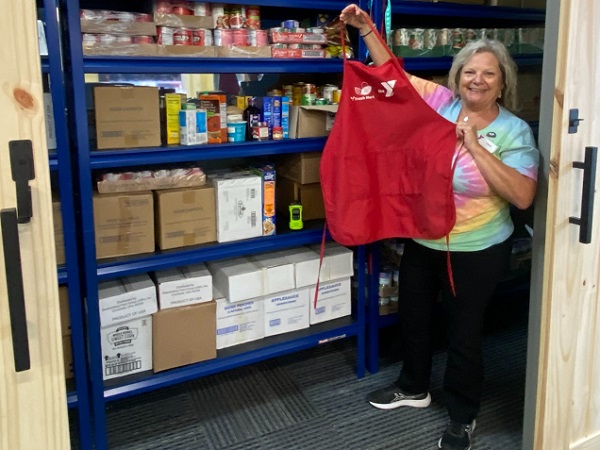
left=212, top=3, right=227, bottom=28
left=315, top=98, right=327, bottom=105
left=98, top=34, right=117, bottom=45
left=174, top=28, right=193, bottom=45
left=133, top=35, right=154, bottom=44
left=213, top=28, right=233, bottom=46
left=272, top=126, right=283, bottom=140
left=282, top=84, right=293, bottom=98
left=451, top=28, right=465, bottom=50
left=321, top=84, right=338, bottom=103
left=157, top=26, right=175, bottom=45
left=193, top=29, right=213, bottom=46
left=246, top=5, right=261, bottom=30
left=301, top=83, right=316, bottom=105
left=292, top=82, right=305, bottom=106
left=135, top=13, right=152, bottom=22
left=153, top=1, right=172, bottom=14
left=331, top=89, right=341, bottom=104
left=171, top=1, right=194, bottom=15
left=193, top=2, right=211, bottom=16
left=232, top=29, right=249, bottom=46
left=249, top=29, right=268, bottom=46
left=115, top=35, right=133, bottom=44
left=228, top=4, right=246, bottom=29
left=82, top=33, right=100, bottom=45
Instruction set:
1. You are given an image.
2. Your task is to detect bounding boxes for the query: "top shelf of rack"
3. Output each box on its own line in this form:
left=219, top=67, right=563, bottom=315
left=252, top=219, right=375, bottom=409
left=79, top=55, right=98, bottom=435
left=391, top=1, right=545, bottom=21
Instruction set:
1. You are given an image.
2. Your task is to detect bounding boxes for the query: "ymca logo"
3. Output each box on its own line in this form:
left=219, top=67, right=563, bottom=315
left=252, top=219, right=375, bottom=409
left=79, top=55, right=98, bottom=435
left=379, top=80, right=396, bottom=97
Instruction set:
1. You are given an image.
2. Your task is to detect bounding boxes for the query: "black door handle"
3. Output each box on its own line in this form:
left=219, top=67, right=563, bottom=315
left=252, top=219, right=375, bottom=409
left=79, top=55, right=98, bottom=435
left=569, top=146, right=597, bottom=244
left=1, top=208, right=31, bottom=372
left=9, top=140, right=35, bottom=224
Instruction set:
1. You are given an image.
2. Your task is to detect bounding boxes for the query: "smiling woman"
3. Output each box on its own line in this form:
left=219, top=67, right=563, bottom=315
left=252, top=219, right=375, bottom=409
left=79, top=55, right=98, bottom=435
left=339, top=4, right=540, bottom=450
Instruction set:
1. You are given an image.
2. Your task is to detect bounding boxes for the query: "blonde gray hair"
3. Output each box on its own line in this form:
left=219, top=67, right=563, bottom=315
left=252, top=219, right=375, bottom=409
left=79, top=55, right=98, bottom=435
left=447, top=39, right=519, bottom=112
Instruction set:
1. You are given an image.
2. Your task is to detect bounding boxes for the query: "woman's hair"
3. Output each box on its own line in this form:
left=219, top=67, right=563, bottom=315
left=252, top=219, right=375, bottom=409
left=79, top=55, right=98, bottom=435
left=447, top=39, right=519, bottom=112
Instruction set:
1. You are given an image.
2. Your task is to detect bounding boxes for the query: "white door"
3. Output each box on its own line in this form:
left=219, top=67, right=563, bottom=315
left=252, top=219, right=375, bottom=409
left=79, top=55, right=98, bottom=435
left=0, top=1, right=70, bottom=449
left=525, top=0, right=600, bottom=449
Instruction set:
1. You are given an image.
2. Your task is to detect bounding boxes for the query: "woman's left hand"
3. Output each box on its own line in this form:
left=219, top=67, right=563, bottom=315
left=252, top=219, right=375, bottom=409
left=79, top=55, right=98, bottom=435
left=456, top=121, right=480, bottom=153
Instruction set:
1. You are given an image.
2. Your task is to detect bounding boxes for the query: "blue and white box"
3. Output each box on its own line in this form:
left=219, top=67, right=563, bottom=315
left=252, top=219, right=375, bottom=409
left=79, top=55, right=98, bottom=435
left=308, top=277, right=351, bottom=325
left=264, top=287, right=309, bottom=337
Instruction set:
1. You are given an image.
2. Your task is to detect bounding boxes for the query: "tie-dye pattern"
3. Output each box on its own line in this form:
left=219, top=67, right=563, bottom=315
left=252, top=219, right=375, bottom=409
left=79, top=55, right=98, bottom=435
left=408, top=76, right=540, bottom=251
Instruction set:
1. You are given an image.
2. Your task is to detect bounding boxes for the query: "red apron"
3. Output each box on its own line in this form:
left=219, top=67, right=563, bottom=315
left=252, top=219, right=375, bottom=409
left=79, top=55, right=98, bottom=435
left=320, top=31, right=458, bottom=246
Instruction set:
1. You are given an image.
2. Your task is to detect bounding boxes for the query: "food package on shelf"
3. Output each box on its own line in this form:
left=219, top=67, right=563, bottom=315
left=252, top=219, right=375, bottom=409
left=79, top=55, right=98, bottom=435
left=97, top=167, right=206, bottom=193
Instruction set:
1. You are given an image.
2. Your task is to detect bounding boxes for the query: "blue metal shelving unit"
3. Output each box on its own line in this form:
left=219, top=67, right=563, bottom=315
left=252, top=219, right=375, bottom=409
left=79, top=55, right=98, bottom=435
left=61, top=1, right=368, bottom=448
left=42, top=0, right=92, bottom=446
left=365, top=0, right=546, bottom=375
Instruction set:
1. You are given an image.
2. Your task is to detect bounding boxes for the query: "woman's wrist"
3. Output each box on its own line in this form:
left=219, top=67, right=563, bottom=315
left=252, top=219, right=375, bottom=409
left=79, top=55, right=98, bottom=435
left=360, top=29, right=373, bottom=38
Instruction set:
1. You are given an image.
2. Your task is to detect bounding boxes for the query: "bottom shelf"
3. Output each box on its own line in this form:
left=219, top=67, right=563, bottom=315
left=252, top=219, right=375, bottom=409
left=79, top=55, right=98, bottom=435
left=103, top=316, right=361, bottom=402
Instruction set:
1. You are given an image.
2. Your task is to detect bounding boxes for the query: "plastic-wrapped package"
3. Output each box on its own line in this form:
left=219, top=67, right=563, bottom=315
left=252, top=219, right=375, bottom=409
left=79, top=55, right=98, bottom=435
left=323, top=17, right=353, bottom=59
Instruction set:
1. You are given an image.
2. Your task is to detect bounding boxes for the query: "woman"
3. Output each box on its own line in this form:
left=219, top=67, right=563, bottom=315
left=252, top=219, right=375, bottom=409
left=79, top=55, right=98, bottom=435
left=340, top=4, right=539, bottom=450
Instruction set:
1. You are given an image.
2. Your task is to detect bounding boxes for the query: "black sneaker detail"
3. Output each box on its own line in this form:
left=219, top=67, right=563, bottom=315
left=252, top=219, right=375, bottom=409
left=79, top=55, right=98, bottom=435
left=438, top=419, right=477, bottom=450
left=366, top=383, right=431, bottom=410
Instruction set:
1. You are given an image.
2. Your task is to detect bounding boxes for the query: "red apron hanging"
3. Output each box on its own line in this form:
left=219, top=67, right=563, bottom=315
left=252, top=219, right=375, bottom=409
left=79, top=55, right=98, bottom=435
left=320, top=24, right=459, bottom=246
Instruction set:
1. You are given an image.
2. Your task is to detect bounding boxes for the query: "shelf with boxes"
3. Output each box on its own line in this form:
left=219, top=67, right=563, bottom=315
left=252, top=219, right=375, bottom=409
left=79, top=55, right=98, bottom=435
left=364, top=0, right=546, bottom=374
left=61, top=0, right=367, bottom=448
left=39, top=0, right=93, bottom=447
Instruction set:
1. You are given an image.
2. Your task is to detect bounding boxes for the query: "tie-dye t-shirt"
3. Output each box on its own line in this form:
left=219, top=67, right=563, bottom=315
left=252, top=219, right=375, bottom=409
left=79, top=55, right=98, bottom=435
left=409, top=76, right=539, bottom=252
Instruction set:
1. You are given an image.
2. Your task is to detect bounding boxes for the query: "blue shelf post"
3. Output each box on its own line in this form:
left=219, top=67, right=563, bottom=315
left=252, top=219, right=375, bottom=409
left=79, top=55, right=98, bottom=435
left=43, top=0, right=93, bottom=447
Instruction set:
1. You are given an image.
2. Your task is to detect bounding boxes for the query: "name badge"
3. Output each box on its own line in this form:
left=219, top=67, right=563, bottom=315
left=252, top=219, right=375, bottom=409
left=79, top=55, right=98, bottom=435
left=478, top=135, right=498, bottom=154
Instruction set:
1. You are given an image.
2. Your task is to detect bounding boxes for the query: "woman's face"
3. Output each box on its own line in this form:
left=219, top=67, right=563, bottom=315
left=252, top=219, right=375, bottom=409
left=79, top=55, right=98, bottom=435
left=459, top=51, right=504, bottom=110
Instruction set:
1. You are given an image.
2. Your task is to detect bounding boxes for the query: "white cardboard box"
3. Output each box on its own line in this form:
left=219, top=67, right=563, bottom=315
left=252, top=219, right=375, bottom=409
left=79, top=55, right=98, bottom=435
left=263, top=287, right=310, bottom=337
left=154, top=263, right=212, bottom=310
left=308, top=277, right=352, bottom=325
left=309, top=242, right=354, bottom=281
left=98, top=273, right=158, bottom=327
left=212, top=173, right=263, bottom=243
left=214, top=289, right=265, bottom=349
left=207, top=257, right=263, bottom=303
left=274, top=247, right=323, bottom=288
left=100, top=316, right=152, bottom=380
left=250, top=253, right=295, bottom=295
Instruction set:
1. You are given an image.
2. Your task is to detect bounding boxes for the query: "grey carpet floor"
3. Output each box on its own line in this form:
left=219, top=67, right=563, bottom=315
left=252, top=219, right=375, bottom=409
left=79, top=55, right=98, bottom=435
left=70, top=295, right=529, bottom=450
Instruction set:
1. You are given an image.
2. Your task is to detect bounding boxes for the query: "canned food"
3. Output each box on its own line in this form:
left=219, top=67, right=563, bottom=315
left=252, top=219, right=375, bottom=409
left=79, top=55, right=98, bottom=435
left=252, top=122, right=269, bottom=141
left=157, top=26, right=175, bottom=45
left=315, top=98, right=327, bottom=105
left=321, top=84, right=338, bottom=104
left=80, top=9, right=105, bottom=20
left=282, top=20, right=300, bottom=29
left=292, top=83, right=305, bottom=106
left=232, top=29, right=249, bottom=46
left=408, top=29, right=425, bottom=50
left=213, top=28, right=233, bottom=46
left=282, top=85, right=293, bottom=98
left=332, top=89, right=341, bottom=104
left=133, top=35, right=154, bottom=44
left=437, top=28, right=450, bottom=46
left=393, top=28, right=409, bottom=46
left=193, top=29, right=213, bottom=46
left=249, top=29, right=268, bottom=46
left=228, top=5, right=246, bottom=29
left=193, top=2, right=211, bottom=16
left=451, top=28, right=465, bottom=49
left=171, top=1, right=194, bottom=15
left=272, top=126, right=283, bottom=140
left=301, top=83, right=316, bottom=105
left=173, top=28, right=193, bottom=45
left=212, top=3, right=227, bottom=28
left=246, top=5, right=261, bottom=30
left=115, top=35, right=133, bottom=44
left=98, top=34, right=117, bottom=44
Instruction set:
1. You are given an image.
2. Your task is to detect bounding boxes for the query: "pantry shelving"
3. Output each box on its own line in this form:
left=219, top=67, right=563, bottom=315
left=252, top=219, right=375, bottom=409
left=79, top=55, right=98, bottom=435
left=41, top=0, right=92, bottom=445
left=61, top=0, right=368, bottom=448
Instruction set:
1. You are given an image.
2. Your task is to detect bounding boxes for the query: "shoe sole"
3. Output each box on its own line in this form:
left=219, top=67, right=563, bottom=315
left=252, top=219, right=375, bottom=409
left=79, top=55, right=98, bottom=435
left=437, top=438, right=470, bottom=450
left=437, top=420, right=476, bottom=450
left=368, top=392, right=432, bottom=410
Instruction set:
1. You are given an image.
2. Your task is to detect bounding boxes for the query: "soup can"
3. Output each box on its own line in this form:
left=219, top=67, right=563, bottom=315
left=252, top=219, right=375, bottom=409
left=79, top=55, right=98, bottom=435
left=246, top=5, right=261, bottom=30
left=212, top=3, right=227, bottom=28
left=133, top=35, right=154, bottom=44
left=232, top=29, right=249, bottom=46
left=228, top=4, right=246, bottom=29
left=157, top=26, right=175, bottom=45
left=249, top=29, right=268, bottom=46
left=174, top=28, right=193, bottom=45
left=213, top=28, right=233, bottom=46
left=193, top=29, right=212, bottom=46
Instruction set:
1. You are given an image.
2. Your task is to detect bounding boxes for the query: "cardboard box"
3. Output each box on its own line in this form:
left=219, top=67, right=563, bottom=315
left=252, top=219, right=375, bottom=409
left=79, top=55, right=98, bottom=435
left=276, top=177, right=325, bottom=221
left=154, top=263, right=212, bottom=310
left=216, top=46, right=272, bottom=58
left=52, top=196, right=65, bottom=265
left=80, top=18, right=157, bottom=35
left=83, top=43, right=159, bottom=57
left=309, top=242, right=354, bottom=281
left=308, top=278, right=352, bottom=325
left=249, top=253, right=295, bottom=295
left=263, top=287, right=310, bottom=337
left=276, top=152, right=321, bottom=184
left=93, top=191, right=155, bottom=259
left=248, top=165, right=276, bottom=236
left=273, top=247, right=323, bottom=288
left=94, top=86, right=161, bottom=150
left=154, top=186, right=216, bottom=250
left=59, top=286, right=71, bottom=336
left=152, top=301, right=216, bottom=372
left=63, top=336, right=73, bottom=379
left=212, top=174, right=263, bottom=243
left=215, top=290, right=264, bottom=349
left=207, top=257, right=263, bottom=303
left=98, top=273, right=158, bottom=327
left=289, top=105, right=338, bottom=139
left=101, top=316, right=153, bottom=380
left=156, top=45, right=217, bottom=57
left=517, top=72, right=542, bottom=121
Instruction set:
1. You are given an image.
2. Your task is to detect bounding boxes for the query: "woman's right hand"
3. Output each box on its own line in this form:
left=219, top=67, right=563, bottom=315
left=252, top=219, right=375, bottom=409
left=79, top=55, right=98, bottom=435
left=340, top=4, right=372, bottom=35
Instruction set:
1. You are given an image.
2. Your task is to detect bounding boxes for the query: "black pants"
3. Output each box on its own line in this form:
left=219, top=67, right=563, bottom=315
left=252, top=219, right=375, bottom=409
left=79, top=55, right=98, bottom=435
left=395, top=238, right=513, bottom=423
